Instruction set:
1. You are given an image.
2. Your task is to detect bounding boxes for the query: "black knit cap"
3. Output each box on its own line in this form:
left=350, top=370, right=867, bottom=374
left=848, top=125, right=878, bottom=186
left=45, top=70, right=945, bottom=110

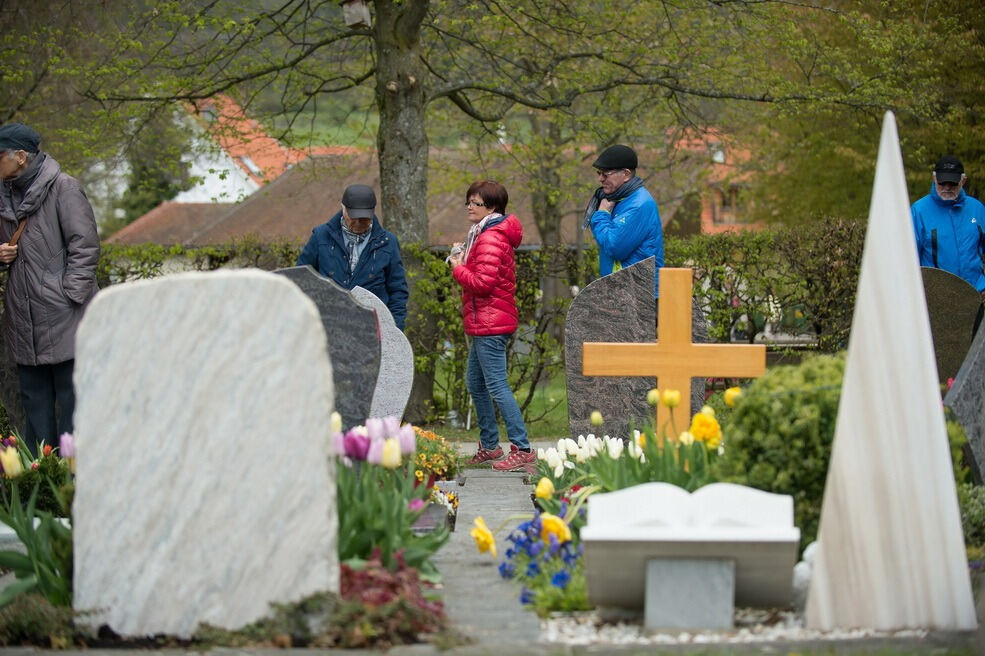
left=0, top=123, right=41, bottom=154
left=592, top=144, right=638, bottom=170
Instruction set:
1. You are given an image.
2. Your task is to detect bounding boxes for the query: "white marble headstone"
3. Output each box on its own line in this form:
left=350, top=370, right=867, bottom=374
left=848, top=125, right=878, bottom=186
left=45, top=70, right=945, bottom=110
left=805, top=112, right=977, bottom=631
left=351, top=285, right=414, bottom=421
left=581, top=482, right=799, bottom=608
left=72, top=270, right=339, bottom=638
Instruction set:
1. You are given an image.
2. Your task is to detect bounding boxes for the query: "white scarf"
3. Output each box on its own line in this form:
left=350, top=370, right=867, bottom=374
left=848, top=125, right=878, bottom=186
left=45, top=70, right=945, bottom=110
left=463, top=212, right=501, bottom=262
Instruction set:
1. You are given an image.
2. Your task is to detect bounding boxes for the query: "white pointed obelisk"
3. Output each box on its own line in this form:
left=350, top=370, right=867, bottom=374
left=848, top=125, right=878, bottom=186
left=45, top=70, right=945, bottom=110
left=805, top=112, right=977, bottom=630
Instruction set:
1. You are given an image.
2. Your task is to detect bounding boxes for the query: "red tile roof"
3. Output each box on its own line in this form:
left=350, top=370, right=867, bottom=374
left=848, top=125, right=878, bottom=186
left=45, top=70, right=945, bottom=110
left=106, top=202, right=235, bottom=245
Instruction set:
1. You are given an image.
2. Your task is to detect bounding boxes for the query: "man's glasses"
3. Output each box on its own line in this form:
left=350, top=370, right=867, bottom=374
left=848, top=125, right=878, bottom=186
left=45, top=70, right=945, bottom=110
left=465, top=200, right=487, bottom=207
left=595, top=168, right=626, bottom=179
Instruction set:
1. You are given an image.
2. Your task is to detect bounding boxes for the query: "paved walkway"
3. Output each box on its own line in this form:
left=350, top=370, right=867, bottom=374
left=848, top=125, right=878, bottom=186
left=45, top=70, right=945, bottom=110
left=432, top=440, right=555, bottom=645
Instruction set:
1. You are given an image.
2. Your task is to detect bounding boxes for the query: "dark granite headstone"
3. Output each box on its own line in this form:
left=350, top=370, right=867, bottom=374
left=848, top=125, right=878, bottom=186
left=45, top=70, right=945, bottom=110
left=274, top=266, right=381, bottom=430
left=922, top=267, right=981, bottom=384
left=565, top=258, right=708, bottom=441
left=944, top=319, right=985, bottom=485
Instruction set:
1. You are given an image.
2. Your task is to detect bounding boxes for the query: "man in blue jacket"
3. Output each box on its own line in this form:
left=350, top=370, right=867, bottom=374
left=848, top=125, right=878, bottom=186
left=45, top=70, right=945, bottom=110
left=912, top=155, right=985, bottom=301
left=583, top=144, right=664, bottom=297
left=297, top=184, right=409, bottom=330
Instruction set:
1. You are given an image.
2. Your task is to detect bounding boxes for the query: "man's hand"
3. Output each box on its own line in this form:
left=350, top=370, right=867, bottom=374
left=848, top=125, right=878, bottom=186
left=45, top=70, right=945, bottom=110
left=599, top=199, right=615, bottom=213
left=448, top=253, right=463, bottom=268
left=0, top=243, right=17, bottom=265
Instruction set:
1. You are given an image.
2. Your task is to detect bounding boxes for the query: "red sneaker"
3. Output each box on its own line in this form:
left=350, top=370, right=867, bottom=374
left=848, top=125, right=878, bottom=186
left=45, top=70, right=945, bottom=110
left=492, top=445, right=536, bottom=472
left=468, top=444, right=504, bottom=464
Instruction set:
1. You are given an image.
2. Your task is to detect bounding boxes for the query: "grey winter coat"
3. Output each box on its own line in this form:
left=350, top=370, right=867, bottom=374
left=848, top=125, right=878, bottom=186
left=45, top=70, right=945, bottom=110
left=0, top=154, right=100, bottom=366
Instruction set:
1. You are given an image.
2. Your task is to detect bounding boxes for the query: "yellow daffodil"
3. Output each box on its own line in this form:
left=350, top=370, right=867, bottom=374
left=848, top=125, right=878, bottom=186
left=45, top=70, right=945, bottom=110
left=0, top=447, right=23, bottom=478
left=590, top=410, right=603, bottom=426
left=471, top=516, right=496, bottom=557
left=724, top=386, right=742, bottom=407
left=646, top=388, right=660, bottom=406
left=635, top=430, right=646, bottom=448
left=540, top=513, right=572, bottom=544
left=689, top=412, right=723, bottom=450
left=535, top=477, right=555, bottom=500
left=661, top=389, right=681, bottom=408
left=380, top=438, right=402, bottom=468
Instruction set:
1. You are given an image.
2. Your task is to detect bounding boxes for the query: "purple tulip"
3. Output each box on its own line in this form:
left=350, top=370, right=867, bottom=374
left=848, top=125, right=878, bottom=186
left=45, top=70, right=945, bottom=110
left=59, top=432, right=75, bottom=458
left=365, top=418, right=385, bottom=442
left=398, top=424, right=416, bottom=455
left=342, top=431, right=370, bottom=460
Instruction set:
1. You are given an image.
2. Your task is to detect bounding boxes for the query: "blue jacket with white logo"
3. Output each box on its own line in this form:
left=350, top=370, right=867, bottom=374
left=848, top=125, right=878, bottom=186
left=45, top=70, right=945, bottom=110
left=590, top=186, right=664, bottom=296
left=911, top=185, right=985, bottom=292
left=297, top=212, right=409, bottom=330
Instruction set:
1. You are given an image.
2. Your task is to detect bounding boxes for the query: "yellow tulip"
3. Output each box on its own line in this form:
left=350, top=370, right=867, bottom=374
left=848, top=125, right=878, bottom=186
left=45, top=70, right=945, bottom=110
left=701, top=405, right=715, bottom=417
left=470, top=516, right=497, bottom=557
left=724, top=386, right=742, bottom=407
left=590, top=410, right=603, bottom=426
left=678, top=431, right=695, bottom=446
left=661, top=389, right=681, bottom=408
left=330, top=411, right=343, bottom=434
left=540, top=513, right=572, bottom=544
left=0, top=447, right=23, bottom=478
left=535, top=477, right=555, bottom=500
left=380, top=438, right=402, bottom=468
left=646, top=388, right=660, bottom=407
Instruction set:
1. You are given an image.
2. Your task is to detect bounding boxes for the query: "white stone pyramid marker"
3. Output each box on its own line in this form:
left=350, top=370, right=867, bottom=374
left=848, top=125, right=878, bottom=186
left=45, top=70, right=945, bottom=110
left=805, top=112, right=977, bottom=630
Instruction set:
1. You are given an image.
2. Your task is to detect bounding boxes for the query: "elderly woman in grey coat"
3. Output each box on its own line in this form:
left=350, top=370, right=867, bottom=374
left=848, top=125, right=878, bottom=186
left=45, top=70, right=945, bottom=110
left=0, top=123, right=100, bottom=455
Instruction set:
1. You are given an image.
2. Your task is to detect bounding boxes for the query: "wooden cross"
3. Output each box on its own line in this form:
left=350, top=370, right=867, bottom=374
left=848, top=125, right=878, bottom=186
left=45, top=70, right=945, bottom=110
left=582, top=267, right=766, bottom=431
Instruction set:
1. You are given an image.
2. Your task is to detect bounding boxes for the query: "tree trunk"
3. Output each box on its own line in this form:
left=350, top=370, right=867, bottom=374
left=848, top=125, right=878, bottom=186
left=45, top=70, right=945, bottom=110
left=373, top=1, right=435, bottom=422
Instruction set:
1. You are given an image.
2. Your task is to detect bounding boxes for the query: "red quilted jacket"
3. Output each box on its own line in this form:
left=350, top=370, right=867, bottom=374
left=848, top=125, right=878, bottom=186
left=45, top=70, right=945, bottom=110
left=453, top=214, right=523, bottom=336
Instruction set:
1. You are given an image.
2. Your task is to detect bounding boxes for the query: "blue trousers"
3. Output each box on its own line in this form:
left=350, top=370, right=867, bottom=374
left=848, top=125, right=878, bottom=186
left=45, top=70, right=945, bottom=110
left=466, top=334, right=529, bottom=451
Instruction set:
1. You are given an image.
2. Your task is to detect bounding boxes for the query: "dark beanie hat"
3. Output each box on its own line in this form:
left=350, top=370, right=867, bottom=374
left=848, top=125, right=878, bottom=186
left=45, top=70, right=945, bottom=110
left=592, top=144, right=638, bottom=170
left=0, top=123, right=41, bottom=154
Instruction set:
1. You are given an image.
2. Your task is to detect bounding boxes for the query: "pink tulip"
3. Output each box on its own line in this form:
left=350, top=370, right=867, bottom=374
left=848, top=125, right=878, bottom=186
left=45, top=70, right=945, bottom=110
left=398, top=424, right=416, bottom=455
left=366, top=437, right=384, bottom=465
left=331, top=431, right=345, bottom=456
left=382, top=416, right=400, bottom=437
left=407, top=498, right=425, bottom=512
left=365, top=418, right=385, bottom=442
left=59, top=433, right=75, bottom=458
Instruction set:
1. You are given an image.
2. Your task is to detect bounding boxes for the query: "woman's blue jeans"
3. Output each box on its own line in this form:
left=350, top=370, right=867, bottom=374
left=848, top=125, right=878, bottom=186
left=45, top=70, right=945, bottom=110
left=466, top=334, right=529, bottom=451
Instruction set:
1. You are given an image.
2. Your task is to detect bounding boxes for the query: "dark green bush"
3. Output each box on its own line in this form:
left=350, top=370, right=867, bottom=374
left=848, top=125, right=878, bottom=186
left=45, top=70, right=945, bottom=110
left=959, top=483, right=985, bottom=550
left=714, top=352, right=845, bottom=550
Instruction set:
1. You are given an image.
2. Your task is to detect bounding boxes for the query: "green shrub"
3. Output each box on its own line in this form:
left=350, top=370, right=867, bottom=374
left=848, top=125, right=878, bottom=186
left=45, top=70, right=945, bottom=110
left=714, top=352, right=845, bottom=550
left=959, top=483, right=985, bottom=549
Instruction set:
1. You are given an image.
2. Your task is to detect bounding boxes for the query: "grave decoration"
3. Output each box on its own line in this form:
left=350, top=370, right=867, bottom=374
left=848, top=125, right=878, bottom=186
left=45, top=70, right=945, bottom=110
left=332, top=414, right=450, bottom=576
left=581, top=267, right=766, bottom=432
left=806, top=112, right=977, bottom=631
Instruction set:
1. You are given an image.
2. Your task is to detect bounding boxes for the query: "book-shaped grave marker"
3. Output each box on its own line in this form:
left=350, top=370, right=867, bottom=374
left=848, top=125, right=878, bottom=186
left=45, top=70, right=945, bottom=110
left=581, top=482, right=800, bottom=631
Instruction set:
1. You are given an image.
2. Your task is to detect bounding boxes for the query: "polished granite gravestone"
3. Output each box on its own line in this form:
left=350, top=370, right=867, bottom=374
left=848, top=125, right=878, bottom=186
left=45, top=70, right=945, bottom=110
left=921, top=266, right=981, bottom=384
left=350, top=285, right=414, bottom=421
left=565, top=258, right=709, bottom=441
left=945, top=323, right=985, bottom=484
left=72, top=270, right=338, bottom=638
left=806, top=113, right=976, bottom=631
left=581, top=482, right=799, bottom=630
left=274, top=266, right=380, bottom=429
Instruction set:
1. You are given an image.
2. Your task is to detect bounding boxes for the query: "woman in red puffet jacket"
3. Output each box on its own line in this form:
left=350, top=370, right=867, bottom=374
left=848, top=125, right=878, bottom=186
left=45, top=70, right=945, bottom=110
left=447, top=180, right=533, bottom=473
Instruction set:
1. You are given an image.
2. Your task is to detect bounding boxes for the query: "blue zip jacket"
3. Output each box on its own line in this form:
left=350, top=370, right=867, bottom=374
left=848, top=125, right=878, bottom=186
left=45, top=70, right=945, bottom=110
left=911, top=184, right=985, bottom=292
left=590, top=186, right=664, bottom=296
left=297, top=211, right=409, bottom=330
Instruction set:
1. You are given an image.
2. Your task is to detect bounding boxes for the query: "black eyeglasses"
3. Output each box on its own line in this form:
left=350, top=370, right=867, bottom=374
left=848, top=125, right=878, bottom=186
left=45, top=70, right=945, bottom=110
left=465, top=200, right=487, bottom=208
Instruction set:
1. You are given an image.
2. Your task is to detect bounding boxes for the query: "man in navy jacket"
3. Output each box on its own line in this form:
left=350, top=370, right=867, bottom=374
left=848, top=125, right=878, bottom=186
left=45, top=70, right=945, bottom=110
left=912, top=155, right=985, bottom=300
left=297, top=184, right=409, bottom=330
